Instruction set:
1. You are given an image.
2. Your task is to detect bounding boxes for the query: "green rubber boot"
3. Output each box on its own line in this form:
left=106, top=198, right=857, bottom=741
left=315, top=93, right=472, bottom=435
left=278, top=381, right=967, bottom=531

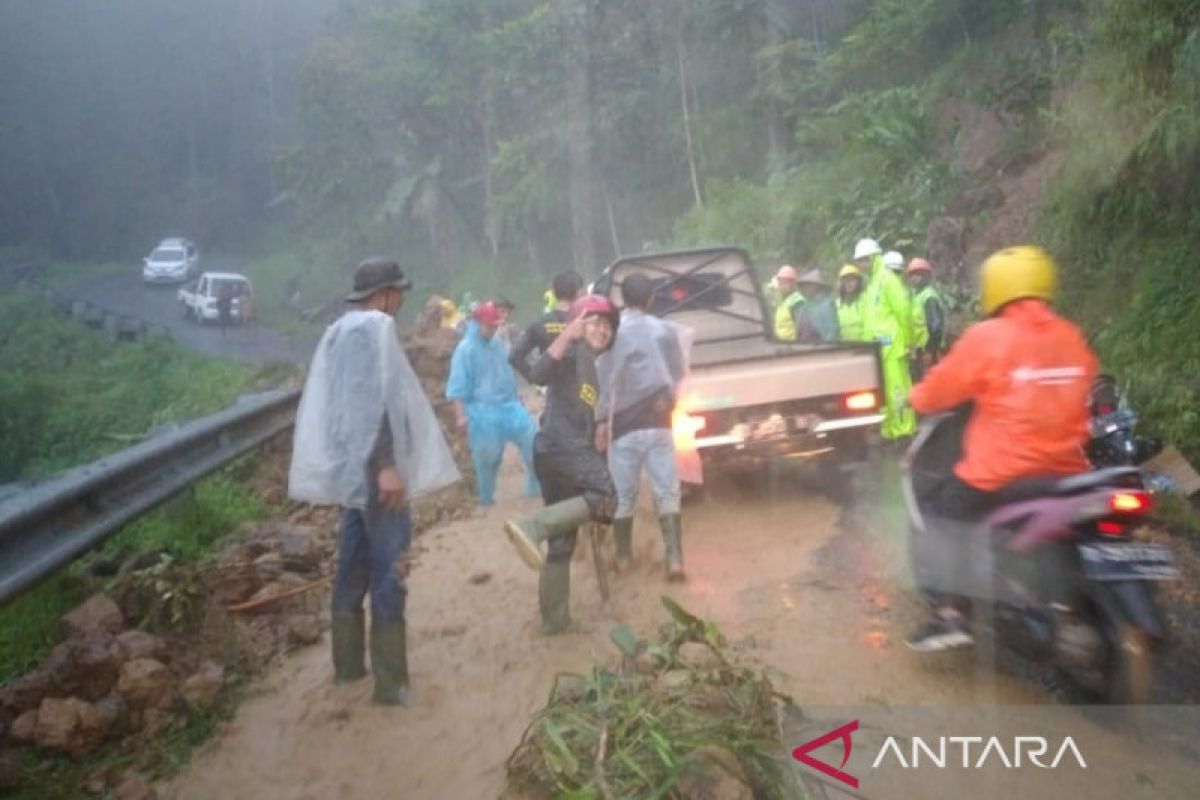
left=539, top=559, right=572, bottom=635
left=612, top=517, right=634, bottom=571
left=331, top=611, right=367, bottom=684
left=660, top=514, right=685, bottom=582
left=504, top=497, right=592, bottom=572
left=369, top=619, right=411, bottom=706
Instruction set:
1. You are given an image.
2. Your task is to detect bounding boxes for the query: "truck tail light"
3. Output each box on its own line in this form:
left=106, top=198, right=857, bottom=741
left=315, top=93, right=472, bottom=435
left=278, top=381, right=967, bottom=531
left=842, top=390, right=879, bottom=413
left=673, top=412, right=706, bottom=436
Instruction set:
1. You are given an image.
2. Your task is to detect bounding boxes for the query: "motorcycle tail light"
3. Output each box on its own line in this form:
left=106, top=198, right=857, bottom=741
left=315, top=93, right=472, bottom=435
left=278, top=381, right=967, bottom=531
left=1097, top=520, right=1126, bottom=536
left=1109, top=490, right=1152, bottom=515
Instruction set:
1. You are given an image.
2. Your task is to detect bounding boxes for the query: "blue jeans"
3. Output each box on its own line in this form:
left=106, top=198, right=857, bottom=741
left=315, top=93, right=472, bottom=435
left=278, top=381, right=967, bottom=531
left=609, top=427, right=680, bottom=518
left=331, top=502, right=412, bottom=623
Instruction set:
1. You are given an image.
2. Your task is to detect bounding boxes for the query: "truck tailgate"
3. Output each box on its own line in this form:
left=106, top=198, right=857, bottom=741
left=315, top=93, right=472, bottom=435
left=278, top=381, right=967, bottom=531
left=683, top=344, right=881, bottom=412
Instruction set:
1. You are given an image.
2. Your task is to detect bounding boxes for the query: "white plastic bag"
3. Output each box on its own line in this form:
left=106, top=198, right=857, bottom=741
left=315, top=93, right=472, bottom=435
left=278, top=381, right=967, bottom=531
left=289, top=310, right=461, bottom=508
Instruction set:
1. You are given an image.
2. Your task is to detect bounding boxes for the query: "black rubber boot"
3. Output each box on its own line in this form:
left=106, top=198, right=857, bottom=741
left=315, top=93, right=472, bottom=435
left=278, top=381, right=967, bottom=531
left=504, top=497, right=592, bottom=571
left=612, top=517, right=634, bottom=571
left=370, top=619, right=411, bottom=706
left=331, top=611, right=367, bottom=684
left=660, top=513, right=685, bottom=582
left=539, top=559, right=572, bottom=635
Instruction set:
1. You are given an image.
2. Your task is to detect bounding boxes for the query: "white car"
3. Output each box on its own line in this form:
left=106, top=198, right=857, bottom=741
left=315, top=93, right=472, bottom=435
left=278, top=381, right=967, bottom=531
left=142, top=238, right=199, bottom=283
left=177, top=272, right=254, bottom=323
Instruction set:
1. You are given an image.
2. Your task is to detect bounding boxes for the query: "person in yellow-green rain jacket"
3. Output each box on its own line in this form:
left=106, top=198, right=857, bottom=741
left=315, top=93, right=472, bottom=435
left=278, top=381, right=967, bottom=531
left=836, top=264, right=867, bottom=342
left=885, top=250, right=929, bottom=354
left=853, top=238, right=916, bottom=442
left=771, top=265, right=804, bottom=341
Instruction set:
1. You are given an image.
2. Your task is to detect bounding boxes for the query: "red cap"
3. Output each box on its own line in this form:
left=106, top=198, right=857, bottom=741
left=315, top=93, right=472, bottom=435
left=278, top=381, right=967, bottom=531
left=472, top=301, right=504, bottom=325
left=906, top=258, right=933, bottom=276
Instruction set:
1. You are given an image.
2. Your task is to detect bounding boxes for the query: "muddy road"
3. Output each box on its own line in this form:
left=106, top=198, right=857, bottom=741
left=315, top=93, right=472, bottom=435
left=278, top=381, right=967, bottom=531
left=163, top=458, right=1198, bottom=799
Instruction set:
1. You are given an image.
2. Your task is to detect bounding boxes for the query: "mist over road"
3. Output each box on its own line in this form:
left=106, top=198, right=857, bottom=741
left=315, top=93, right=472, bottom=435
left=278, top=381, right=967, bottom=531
left=67, top=261, right=315, bottom=365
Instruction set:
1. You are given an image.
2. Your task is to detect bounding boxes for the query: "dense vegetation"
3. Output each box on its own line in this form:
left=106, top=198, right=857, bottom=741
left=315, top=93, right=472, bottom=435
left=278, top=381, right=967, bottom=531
left=0, top=0, right=1196, bottom=453
left=0, top=290, right=264, bottom=481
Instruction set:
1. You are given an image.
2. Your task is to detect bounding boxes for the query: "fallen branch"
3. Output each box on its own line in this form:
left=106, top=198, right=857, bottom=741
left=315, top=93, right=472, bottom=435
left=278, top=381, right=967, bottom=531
left=225, top=575, right=331, bottom=612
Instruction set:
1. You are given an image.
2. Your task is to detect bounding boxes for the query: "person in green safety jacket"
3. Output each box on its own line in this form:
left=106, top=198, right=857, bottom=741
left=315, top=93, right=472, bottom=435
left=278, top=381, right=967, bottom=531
left=905, top=257, right=946, bottom=382
left=836, top=264, right=867, bottom=342
left=771, top=265, right=804, bottom=341
left=853, top=237, right=916, bottom=441
left=886, top=250, right=928, bottom=353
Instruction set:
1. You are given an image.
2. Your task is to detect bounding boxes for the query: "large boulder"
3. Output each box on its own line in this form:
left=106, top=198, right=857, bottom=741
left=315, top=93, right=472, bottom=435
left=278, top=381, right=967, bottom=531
left=34, top=697, right=111, bottom=756
left=69, top=634, right=124, bottom=701
left=180, top=661, right=225, bottom=710
left=9, top=709, right=39, bottom=743
left=277, top=526, right=324, bottom=572
left=0, top=668, right=53, bottom=715
left=115, top=631, right=169, bottom=664
left=285, top=614, right=322, bottom=647
left=116, top=659, right=174, bottom=710
left=62, top=594, right=124, bottom=638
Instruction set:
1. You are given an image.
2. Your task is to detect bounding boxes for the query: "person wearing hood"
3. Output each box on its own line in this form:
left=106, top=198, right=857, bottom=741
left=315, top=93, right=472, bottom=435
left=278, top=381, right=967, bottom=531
left=853, top=237, right=916, bottom=442
left=905, top=246, right=1098, bottom=652
left=906, top=257, right=946, bottom=382
left=503, top=295, right=621, bottom=634
left=836, top=264, right=867, bottom=341
left=885, top=249, right=929, bottom=356
left=446, top=301, right=540, bottom=505
left=771, top=265, right=804, bottom=341
left=288, top=257, right=460, bottom=705
left=792, top=268, right=839, bottom=343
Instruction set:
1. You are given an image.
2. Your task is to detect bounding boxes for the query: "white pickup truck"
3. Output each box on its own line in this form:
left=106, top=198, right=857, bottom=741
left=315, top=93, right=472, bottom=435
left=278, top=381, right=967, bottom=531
left=596, top=247, right=883, bottom=490
left=177, top=272, right=254, bottom=323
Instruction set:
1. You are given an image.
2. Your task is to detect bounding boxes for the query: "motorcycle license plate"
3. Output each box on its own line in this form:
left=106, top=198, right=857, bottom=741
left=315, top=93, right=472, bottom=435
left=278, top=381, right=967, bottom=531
left=1078, top=542, right=1179, bottom=581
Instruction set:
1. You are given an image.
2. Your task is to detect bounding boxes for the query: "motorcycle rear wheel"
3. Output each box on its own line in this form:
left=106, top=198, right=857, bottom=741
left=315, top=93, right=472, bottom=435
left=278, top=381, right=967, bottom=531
left=1055, top=589, right=1154, bottom=704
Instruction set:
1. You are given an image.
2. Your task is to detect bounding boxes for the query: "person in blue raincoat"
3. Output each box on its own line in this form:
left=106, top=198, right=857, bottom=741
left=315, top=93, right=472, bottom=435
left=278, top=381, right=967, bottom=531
left=447, top=301, right=540, bottom=505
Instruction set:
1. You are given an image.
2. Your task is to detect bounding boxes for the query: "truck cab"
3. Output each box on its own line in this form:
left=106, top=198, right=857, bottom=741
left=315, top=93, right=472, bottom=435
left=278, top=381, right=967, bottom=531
left=596, top=247, right=883, bottom=486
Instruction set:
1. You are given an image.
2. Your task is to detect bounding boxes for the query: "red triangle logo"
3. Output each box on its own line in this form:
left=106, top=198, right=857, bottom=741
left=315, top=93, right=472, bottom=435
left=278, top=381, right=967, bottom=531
left=792, top=720, right=860, bottom=789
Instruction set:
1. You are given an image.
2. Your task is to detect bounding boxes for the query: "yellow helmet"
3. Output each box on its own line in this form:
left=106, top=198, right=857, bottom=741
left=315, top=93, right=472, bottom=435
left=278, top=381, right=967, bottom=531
left=838, top=263, right=862, bottom=280
left=980, top=245, right=1058, bottom=315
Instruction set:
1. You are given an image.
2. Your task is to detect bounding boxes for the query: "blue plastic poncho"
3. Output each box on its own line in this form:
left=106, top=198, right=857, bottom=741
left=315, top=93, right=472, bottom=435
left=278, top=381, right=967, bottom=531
left=446, top=321, right=538, bottom=504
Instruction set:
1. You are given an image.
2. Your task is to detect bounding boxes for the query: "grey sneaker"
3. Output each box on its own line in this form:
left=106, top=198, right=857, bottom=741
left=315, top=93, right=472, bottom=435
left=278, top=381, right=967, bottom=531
left=905, top=617, right=974, bottom=653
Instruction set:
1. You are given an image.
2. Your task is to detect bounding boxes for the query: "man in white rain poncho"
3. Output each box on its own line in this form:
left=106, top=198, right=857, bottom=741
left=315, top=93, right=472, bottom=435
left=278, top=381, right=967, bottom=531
left=289, top=258, right=459, bottom=706
left=595, top=274, right=688, bottom=581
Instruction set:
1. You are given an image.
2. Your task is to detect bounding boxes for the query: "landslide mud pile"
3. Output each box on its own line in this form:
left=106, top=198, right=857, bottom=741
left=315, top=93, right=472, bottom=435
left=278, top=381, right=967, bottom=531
left=504, top=599, right=800, bottom=800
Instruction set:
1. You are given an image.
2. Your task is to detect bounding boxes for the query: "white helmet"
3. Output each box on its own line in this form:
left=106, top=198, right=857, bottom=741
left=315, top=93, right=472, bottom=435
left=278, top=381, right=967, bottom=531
left=883, top=250, right=904, bottom=271
left=853, top=238, right=882, bottom=260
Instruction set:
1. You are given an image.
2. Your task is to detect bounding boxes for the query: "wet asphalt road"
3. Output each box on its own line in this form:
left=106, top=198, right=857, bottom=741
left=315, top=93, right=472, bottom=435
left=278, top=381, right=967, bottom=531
left=65, top=264, right=315, bottom=365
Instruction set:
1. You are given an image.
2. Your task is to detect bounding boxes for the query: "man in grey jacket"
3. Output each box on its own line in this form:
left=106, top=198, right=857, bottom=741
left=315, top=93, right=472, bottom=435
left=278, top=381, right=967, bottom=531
left=596, top=274, right=687, bottom=580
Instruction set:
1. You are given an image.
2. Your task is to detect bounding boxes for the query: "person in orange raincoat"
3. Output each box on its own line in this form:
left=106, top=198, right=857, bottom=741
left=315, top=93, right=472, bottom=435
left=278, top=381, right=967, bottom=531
left=904, top=246, right=1099, bottom=653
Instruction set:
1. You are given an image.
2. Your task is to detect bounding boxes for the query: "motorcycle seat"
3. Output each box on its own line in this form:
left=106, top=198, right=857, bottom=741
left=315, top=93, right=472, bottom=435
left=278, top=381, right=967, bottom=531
left=999, top=466, right=1142, bottom=504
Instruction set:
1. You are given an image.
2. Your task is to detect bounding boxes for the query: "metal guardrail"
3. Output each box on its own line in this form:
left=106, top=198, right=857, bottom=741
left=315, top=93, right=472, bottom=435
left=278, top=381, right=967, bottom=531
left=0, top=388, right=301, bottom=606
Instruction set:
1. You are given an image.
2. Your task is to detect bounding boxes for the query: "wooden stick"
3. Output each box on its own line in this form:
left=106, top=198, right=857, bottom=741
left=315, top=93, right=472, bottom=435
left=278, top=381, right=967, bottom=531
left=225, top=575, right=331, bottom=612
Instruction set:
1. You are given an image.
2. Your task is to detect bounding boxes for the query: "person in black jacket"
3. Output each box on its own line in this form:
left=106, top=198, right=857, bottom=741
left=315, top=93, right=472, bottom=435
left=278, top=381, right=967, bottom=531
left=508, top=270, right=583, bottom=385
left=503, top=295, right=619, bottom=634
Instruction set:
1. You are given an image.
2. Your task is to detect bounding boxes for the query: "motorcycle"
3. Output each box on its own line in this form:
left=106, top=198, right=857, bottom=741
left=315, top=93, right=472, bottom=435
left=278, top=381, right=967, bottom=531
left=903, top=407, right=1178, bottom=703
left=1086, top=374, right=1162, bottom=469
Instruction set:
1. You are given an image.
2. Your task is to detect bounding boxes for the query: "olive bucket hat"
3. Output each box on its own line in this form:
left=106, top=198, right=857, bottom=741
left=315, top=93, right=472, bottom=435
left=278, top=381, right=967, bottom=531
left=346, top=257, right=413, bottom=302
